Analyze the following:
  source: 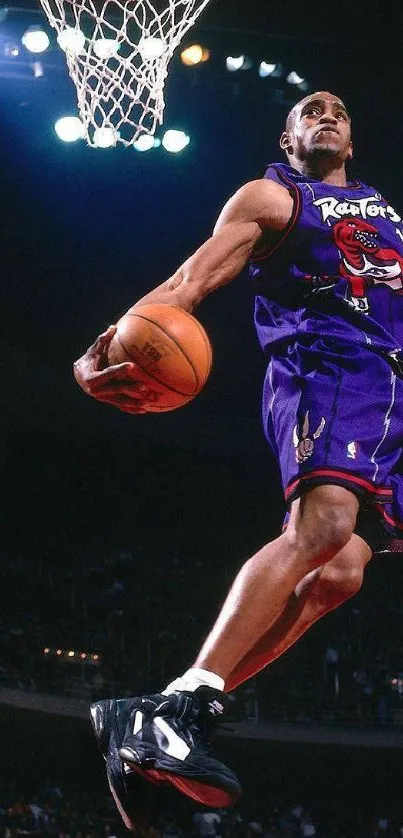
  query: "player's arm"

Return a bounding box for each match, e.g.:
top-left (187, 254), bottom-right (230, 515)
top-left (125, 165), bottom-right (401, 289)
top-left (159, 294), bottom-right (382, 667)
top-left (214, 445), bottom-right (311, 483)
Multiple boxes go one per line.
top-left (134, 178), bottom-right (293, 312)
top-left (73, 179), bottom-right (293, 411)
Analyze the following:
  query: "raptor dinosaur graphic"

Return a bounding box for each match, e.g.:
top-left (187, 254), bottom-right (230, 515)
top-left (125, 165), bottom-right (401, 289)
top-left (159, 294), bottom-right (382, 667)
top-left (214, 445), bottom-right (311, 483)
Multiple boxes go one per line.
top-left (333, 217), bottom-right (403, 313)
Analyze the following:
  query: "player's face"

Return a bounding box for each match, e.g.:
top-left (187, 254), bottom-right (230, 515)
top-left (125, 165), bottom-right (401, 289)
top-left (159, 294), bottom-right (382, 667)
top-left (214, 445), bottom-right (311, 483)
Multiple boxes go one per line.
top-left (281, 92), bottom-right (353, 163)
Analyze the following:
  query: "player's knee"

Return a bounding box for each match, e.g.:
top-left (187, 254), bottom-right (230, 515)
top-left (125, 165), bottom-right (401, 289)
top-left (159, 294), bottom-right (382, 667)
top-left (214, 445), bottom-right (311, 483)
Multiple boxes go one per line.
top-left (287, 487), bottom-right (357, 560)
top-left (298, 505), bottom-right (354, 555)
top-left (318, 507), bottom-right (356, 553)
top-left (318, 561), bottom-right (364, 606)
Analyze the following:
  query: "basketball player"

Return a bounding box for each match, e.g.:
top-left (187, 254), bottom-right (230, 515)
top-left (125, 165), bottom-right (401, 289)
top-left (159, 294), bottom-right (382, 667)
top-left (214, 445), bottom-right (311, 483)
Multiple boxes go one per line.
top-left (75, 92), bottom-right (403, 825)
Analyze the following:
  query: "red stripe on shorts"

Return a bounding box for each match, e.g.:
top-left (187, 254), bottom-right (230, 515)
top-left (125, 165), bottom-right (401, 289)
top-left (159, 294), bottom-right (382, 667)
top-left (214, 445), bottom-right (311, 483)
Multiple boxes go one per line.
top-left (374, 504), bottom-right (403, 531)
top-left (285, 468), bottom-right (393, 501)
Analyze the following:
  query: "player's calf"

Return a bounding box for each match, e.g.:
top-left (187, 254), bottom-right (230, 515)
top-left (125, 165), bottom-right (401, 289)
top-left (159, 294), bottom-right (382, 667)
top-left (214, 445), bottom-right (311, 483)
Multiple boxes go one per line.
top-left (309, 535), bottom-right (371, 611)
top-left (315, 560), bottom-right (363, 607)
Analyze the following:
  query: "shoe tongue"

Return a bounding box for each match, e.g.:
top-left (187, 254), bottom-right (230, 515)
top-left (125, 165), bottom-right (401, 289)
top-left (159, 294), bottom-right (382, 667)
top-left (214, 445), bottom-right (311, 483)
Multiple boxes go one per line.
top-left (192, 686), bottom-right (226, 718)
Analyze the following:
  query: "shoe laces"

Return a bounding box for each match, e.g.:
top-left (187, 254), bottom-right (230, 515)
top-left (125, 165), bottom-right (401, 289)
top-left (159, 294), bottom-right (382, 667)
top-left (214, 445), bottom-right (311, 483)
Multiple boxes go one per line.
top-left (153, 688), bottom-right (227, 753)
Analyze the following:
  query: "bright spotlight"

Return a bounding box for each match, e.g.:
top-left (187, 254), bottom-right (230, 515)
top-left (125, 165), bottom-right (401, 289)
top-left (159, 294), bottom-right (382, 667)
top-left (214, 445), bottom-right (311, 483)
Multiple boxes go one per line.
top-left (162, 129), bottom-right (190, 153)
top-left (139, 37), bottom-right (164, 59)
top-left (226, 55), bottom-right (252, 72)
top-left (259, 61), bottom-right (283, 79)
top-left (258, 61), bottom-right (277, 78)
top-left (180, 44), bottom-right (210, 66)
top-left (4, 43), bottom-right (20, 57)
top-left (93, 126), bottom-right (118, 148)
top-left (33, 61), bottom-right (45, 78)
top-left (93, 38), bottom-right (120, 59)
top-left (133, 134), bottom-right (155, 152)
top-left (22, 26), bottom-right (50, 54)
top-left (287, 70), bottom-right (305, 85)
top-left (57, 27), bottom-right (85, 54)
top-left (54, 116), bottom-right (85, 143)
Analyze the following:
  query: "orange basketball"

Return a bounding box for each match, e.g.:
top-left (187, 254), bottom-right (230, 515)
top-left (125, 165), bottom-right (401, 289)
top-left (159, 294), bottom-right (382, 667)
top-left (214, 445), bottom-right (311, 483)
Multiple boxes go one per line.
top-left (107, 303), bottom-right (213, 412)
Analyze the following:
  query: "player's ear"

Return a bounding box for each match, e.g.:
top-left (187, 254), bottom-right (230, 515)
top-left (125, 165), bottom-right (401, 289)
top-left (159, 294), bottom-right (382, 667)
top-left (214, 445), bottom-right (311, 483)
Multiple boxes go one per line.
top-left (280, 131), bottom-right (293, 154)
top-left (347, 140), bottom-right (353, 160)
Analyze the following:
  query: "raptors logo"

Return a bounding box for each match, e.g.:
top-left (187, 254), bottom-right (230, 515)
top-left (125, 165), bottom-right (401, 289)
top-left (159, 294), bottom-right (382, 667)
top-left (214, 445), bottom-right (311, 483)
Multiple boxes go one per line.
top-left (333, 217), bottom-right (403, 313)
top-left (293, 411), bottom-right (326, 464)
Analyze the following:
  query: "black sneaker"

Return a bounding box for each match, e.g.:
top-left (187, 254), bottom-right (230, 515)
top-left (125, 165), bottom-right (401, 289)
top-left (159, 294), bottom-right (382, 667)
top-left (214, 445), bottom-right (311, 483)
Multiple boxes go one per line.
top-left (119, 686), bottom-right (242, 808)
top-left (90, 697), bottom-right (163, 832)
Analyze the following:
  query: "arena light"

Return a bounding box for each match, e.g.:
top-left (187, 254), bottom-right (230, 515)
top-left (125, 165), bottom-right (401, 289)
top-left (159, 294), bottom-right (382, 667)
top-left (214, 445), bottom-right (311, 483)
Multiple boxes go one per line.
top-left (287, 70), bottom-right (305, 85)
top-left (33, 61), bottom-right (45, 78)
top-left (162, 129), bottom-right (190, 153)
top-left (258, 61), bottom-right (283, 78)
top-left (93, 126), bottom-right (118, 148)
top-left (57, 26), bottom-right (85, 54)
top-left (180, 43), bottom-right (210, 66)
top-left (226, 55), bottom-right (252, 72)
top-left (93, 38), bottom-right (120, 59)
top-left (54, 116), bottom-right (85, 142)
top-left (139, 36), bottom-right (164, 59)
top-left (43, 646), bottom-right (100, 660)
top-left (21, 26), bottom-right (50, 54)
top-left (4, 43), bottom-right (20, 57)
top-left (132, 134), bottom-right (155, 152)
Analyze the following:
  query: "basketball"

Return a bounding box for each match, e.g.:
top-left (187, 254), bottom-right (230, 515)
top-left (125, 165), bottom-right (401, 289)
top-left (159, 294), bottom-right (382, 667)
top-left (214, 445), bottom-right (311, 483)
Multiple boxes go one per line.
top-left (107, 303), bottom-right (213, 412)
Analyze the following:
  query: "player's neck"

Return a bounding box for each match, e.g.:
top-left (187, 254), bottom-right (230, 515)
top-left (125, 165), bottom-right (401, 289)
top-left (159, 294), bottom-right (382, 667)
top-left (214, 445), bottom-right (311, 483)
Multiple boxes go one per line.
top-left (291, 158), bottom-right (348, 186)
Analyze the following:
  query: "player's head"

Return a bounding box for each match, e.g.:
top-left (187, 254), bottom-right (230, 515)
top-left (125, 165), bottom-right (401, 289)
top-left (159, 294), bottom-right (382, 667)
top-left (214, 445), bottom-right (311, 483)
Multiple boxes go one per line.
top-left (280, 91), bottom-right (353, 166)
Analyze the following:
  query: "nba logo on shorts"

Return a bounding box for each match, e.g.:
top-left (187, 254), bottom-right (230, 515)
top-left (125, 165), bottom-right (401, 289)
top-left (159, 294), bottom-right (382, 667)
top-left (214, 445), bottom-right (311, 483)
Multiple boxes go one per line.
top-left (347, 441), bottom-right (357, 459)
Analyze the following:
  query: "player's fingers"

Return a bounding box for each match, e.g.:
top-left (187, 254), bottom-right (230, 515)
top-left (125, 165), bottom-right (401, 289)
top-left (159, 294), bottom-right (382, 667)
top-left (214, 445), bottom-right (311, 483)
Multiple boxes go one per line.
top-left (97, 393), bottom-right (149, 413)
top-left (73, 326), bottom-right (117, 372)
top-left (74, 361), bottom-right (139, 394)
top-left (89, 361), bottom-right (139, 380)
top-left (89, 325), bottom-right (117, 355)
top-left (90, 384), bottom-right (160, 404)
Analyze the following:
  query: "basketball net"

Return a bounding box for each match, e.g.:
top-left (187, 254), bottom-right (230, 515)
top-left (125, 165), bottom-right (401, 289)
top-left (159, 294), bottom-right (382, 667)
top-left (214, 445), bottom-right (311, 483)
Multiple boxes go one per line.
top-left (38, 0), bottom-right (212, 147)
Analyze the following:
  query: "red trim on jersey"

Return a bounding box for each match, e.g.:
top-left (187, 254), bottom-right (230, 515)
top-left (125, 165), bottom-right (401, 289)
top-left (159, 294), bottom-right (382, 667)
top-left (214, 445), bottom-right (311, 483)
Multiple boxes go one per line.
top-left (374, 504), bottom-right (403, 532)
top-left (285, 468), bottom-right (393, 501)
top-left (251, 166), bottom-right (364, 265)
top-left (251, 169), bottom-right (302, 262)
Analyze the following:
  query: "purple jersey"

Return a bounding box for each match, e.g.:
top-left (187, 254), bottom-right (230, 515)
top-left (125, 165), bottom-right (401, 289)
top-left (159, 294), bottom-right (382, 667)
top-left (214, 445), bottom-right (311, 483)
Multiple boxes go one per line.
top-left (250, 163), bottom-right (403, 368)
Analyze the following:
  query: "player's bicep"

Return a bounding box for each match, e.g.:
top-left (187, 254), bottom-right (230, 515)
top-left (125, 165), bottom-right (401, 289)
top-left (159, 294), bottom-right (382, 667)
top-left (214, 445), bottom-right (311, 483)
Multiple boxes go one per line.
top-left (213, 179), bottom-right (293, 238)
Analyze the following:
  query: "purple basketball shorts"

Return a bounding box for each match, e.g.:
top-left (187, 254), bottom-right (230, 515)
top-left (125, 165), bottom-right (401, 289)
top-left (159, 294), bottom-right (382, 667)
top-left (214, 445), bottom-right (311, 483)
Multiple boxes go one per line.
top-left (262, 338), bottom-right (403, 547)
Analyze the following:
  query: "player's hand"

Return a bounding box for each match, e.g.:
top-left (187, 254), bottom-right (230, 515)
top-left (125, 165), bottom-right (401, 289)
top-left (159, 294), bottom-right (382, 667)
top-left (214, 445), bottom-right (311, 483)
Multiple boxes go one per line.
top-left (73, 326), bottom-right (160, 414)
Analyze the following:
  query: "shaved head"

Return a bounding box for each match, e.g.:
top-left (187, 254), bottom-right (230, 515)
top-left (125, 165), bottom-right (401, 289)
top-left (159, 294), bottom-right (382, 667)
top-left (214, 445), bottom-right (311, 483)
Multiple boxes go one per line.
top-left (285, 91), bottom-right (349, 131)
top-left (280, 90), bottom-right (353, 179)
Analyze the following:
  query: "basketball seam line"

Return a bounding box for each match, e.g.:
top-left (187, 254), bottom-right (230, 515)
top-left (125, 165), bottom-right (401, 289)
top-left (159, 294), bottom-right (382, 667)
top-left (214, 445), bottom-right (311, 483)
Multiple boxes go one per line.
top-left (117, 316), bottom-right (199, 396)
top-left (166, 305), bottom-right (213, 385)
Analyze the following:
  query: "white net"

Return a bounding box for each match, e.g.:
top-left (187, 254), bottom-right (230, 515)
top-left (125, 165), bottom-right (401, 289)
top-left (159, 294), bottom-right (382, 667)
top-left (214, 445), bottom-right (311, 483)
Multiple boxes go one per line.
top-left (38, 0), bottom-right (212, 147)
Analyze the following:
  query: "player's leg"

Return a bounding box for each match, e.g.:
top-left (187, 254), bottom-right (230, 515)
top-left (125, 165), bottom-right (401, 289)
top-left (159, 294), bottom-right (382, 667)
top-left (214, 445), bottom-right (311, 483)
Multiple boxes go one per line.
top-left (188, 483), bottom-right (358, 680)
top-left (226, 532), bottom-right (371, 692)
top-left (114, 482), bottom-right (359, 806)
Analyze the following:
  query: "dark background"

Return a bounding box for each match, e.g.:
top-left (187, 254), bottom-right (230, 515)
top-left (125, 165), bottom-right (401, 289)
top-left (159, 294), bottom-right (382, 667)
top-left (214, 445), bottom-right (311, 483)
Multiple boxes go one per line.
top-left (2, 0), bottom-right (403, 820)
top-left (2, 702), bottom-right (403, 821)
top-left (2, 0), bottom-right (403, 559)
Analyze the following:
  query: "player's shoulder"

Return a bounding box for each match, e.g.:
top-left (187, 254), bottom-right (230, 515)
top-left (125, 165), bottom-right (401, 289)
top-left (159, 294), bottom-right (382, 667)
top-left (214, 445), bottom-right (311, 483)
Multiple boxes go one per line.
top-left (235, 177), bottom-right (290, 202)
top-left (234, 178), bottom-right (294, 230)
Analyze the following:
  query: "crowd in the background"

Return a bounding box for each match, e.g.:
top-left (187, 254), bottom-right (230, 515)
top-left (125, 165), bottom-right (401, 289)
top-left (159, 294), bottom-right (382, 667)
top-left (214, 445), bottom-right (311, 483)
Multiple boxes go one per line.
top-left (2, 546), bottom-right (403, 728)
top-left (1, 779), bottom-right (403, 838)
